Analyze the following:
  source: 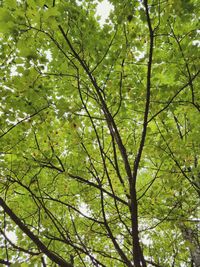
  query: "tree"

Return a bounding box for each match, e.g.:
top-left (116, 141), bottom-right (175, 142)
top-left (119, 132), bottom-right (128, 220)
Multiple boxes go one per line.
top-left (0, 0), bottom-right (199, 266)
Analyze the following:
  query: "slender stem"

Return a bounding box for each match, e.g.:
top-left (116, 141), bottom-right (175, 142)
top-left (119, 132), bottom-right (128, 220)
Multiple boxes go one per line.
top-left (0, 198), bottom-right (72, 267)
top-left (130, 0), bottom-right (154, 266)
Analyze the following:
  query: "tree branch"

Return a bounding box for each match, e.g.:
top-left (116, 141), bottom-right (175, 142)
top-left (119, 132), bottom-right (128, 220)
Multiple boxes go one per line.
top-left (0, 198), bottom-right (73, 267)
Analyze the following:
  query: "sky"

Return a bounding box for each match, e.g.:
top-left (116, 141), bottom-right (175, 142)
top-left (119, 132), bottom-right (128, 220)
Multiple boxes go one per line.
top-left (96, 0), bottom-right (113, 25)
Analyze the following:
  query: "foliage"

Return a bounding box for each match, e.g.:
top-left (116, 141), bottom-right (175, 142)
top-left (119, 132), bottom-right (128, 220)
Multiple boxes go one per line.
top-left (0, 0), bottom-right (199, 266)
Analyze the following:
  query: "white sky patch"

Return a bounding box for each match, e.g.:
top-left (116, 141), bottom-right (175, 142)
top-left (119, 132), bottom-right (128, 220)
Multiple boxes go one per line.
top-left (192, 40), bottom-right (200, 47)
top-left (96, 0), bottom-right (113, 26)
top-left (10, 65), bottom-right (18, 76)
top-left (5, 230), bottom-right (17, 243)
top-left (79, 202), bottom-right (92, 217)
top-left (45, 49), bottom-right (52, 61)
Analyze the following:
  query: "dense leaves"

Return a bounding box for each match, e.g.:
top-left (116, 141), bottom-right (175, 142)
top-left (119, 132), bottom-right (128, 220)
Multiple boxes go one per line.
top-left (0, 0), bottom-right (199, 266)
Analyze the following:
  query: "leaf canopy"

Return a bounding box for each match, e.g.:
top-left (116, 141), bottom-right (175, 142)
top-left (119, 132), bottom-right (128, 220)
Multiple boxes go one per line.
top-left (0, 0), bottom-right (199, 266)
